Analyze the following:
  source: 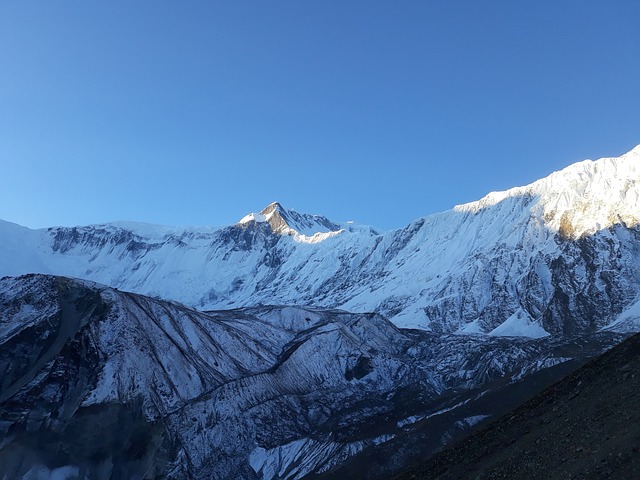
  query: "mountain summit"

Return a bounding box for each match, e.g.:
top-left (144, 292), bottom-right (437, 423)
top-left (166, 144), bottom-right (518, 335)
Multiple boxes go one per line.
top-left (238, 201), bottom-right (342, 237)
top-left (455, 144), bottom-right (640, 239)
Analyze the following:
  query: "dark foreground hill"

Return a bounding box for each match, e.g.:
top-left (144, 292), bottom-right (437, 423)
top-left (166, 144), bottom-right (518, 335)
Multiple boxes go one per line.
top-left (396, 332), bottom-right (640, 480)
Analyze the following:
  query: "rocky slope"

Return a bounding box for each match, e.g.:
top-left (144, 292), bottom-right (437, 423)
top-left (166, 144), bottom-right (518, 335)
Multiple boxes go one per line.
top-left (395, 332), bottom-right (640, 480)
top-left (2, 146), bottom-right (640, 337)
top-left (0, 274), bottom-right (625, 479)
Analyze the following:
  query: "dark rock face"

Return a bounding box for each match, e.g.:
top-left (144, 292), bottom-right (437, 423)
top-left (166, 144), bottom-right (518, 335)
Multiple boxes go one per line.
top-left (0, 275), bottom-right (628, 479)
top-left (258, 202), bottom-right (341, 235)
top-left (540, 226), bottom-right (640, 335)
top-left (395, 332), bottom-right (640, 480)
top-left (345, 355), bottom-right (374, 381)
top-left (0, 276), bottom-right (104, 403)
top-left (0, 276), bottom-right (170, 479)
top-left (422, 220), bottom-right (640, 336)
top-left (0, 402), bottom-right (170, 480)
top-left (50, 226), bottom-right (159, 257)
top-left (221, 222), bottom-right (281, 253)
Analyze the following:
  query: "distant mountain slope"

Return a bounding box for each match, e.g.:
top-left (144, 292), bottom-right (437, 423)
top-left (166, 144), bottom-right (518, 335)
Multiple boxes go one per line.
top-left (395, 331), bottom-right (640, 480)
top-left (0, 275), bottom-right (625, 480)
top-left (1, 146), bottom-right (640, 336)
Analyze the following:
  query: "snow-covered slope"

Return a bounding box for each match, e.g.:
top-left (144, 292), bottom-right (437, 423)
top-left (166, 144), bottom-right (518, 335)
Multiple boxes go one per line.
top-left (2, 146), bottom-right (640, 337)
top-left (0, 275), bottom-right (623, 479)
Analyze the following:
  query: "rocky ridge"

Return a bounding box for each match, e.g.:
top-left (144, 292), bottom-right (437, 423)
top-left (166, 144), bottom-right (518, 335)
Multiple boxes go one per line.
top-left (0, 274), bottom-right (626, 479)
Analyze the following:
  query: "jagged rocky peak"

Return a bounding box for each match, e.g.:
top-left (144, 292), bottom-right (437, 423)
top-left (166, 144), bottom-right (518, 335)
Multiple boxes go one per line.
top-left (238, 201), bottom-right (342, 237)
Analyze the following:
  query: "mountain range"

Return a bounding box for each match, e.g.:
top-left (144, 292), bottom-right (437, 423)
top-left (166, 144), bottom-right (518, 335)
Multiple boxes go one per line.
top-left (3, 145), bottom-right (640, 337)
top-left (1, 145), bottom-right (640, 479)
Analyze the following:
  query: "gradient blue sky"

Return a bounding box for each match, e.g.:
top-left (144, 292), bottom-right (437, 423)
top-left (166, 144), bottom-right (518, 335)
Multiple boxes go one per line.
top-left (2, 1), bottom-right (639, 231)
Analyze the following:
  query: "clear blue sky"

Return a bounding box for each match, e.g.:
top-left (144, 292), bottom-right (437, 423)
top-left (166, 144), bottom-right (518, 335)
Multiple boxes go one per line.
top-left (1, 1), bottom-right (639, 230)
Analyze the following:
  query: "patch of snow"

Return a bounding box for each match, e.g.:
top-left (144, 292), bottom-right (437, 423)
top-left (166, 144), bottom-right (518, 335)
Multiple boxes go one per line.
top-left (397, 415), bottom-right (425, 428)
top-left (293, 229), bottom-right (344, 244)
top-left (455, 414), bottom-right (490, 428)
top-left (421, 398), bottom-right (472, 421)
top-left (21, 464), bottom-right (80, 480)
top-left (512, 356), bottom-right (572, 381)
top-left (457, 319), bottom-right (484, 335)
top-left (238, 213), bottom-right (267, 225)
top-left (489, 311), bottom-right (549, 338)
top-left (0, 220), bottom-right (50, 276)
top-left (602, 296), bottom-right (640, 333)
top-left (391, 307), bottom-right (431, 331)
top-left (249, 438), bottom-right (333, 480)
top-left (249, 432), bottom-right (396, 480)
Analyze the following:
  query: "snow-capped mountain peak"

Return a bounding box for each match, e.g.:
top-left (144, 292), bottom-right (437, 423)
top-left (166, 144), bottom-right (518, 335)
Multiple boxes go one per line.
top-left (238, 201), bottom-right (343, 240)
top-left (454, 144), bottom-right (640, 239)
top-left (622, 143), bottom-right (640, 157)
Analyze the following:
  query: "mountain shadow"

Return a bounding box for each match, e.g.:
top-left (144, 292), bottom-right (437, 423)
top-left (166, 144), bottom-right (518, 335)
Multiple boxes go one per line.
top-left (394, 332), bottom-right (640, 480)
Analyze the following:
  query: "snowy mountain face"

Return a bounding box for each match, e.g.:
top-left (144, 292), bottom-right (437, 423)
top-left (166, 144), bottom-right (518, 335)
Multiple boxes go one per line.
top-left (2, 148), bottom-right (640, 339)
top-left (3, 146), bottom-right (640, 478)
top-left (0, 275), bottom-right (624, 480)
